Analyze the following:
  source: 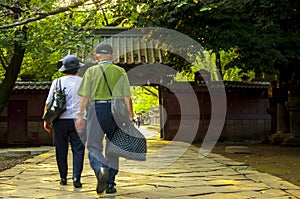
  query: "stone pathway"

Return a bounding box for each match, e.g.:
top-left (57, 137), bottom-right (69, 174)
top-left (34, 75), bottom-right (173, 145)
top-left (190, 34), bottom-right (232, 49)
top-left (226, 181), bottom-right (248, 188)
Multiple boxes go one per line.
top-left (0, 126), bottom-right (299, 198)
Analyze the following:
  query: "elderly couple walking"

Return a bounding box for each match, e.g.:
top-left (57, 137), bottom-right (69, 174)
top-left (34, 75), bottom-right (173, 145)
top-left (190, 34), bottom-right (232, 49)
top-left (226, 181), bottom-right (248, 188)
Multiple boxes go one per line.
top-left (43, 43), bottom-right (133, 194)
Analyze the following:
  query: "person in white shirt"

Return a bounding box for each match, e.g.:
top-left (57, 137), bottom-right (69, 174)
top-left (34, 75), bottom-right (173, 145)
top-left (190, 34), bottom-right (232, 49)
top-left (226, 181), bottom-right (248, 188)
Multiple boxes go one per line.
top-left (43, 55), bottom-right (85, 188)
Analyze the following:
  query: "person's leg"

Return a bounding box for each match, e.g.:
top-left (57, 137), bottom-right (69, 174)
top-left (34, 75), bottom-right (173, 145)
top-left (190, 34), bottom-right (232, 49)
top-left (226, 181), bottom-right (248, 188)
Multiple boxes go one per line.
top-left (69, 119), bottom-right (85, 187)
top-left (86, 103), bottom-right (106, 175)
top-left (100, 103), bottom-right (119, 193)
top-left (105, 141), bottom-right (119, 184)
top-left (53, 119), bottom-right (69, 184)
top-left (86, 102), bottom-right (108, 193)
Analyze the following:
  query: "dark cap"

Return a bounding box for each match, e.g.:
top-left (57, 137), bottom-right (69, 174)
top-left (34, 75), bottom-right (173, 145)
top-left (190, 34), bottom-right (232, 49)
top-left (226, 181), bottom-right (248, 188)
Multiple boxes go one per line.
top-left (95, 43), bottom-right (113, 54)
top-left (59, 55), bottom-right (84, 72)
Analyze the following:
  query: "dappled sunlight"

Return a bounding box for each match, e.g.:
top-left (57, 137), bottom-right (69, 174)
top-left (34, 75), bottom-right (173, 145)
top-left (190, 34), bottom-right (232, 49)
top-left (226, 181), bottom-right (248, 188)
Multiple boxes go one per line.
top-left (38, 153), bottom-right (54, 158)
top-left (213, 179), bottom-right (238, 185)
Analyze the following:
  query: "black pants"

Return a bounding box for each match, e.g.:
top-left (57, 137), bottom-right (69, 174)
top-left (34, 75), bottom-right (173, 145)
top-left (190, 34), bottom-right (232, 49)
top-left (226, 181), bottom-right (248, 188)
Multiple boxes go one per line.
top-left (53, 119), bottom-right (85, 180)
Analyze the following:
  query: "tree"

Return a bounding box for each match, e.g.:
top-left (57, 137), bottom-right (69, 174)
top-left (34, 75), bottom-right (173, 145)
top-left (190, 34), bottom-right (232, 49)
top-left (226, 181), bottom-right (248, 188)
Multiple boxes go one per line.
top-left (0, 0), bottom-right (138, 114)
top-left (1, 0), bottom-right (299, 116)
top-left (131, 86), bottom-right (159, 114)
top-left (135, 0), bottom-right (300, 143)
top-left (135, 0), bottom-right (300, 77)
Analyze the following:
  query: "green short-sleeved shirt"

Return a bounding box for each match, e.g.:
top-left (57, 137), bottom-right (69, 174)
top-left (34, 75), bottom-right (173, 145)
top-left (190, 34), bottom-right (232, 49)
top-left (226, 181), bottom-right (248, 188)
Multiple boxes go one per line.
top-left (78, 62), bottom-right (131, 100)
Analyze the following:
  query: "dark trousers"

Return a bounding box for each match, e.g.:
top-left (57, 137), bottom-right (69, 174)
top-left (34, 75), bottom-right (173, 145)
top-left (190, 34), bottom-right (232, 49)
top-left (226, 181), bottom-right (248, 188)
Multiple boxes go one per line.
top-left (53, 119), bottom-right (85, 180)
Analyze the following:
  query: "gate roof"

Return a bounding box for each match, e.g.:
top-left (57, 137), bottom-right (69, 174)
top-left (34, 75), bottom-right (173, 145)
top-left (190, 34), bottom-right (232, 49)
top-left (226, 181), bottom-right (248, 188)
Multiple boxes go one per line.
top-left (70, 27), bottom-right (166, 71)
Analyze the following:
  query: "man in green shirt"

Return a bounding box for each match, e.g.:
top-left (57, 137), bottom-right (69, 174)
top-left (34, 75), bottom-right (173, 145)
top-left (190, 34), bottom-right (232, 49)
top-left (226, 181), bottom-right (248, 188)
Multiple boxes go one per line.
top-left (75, 43), bottom-right (133, 194)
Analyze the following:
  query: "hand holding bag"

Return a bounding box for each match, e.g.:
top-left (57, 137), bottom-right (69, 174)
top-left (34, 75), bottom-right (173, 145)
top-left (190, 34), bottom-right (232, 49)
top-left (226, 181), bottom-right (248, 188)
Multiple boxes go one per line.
top-left (42, 78), bottom-right (66, 124)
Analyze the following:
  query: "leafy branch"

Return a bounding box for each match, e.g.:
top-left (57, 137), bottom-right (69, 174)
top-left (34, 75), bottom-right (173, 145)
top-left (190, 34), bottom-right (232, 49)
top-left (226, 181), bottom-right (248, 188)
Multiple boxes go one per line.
top-left (142, 86), bottom-right (159, 98)
top-left (0, 3), bottom-right (25, 14)
top-left (0, 0), bottom-right (105, 29)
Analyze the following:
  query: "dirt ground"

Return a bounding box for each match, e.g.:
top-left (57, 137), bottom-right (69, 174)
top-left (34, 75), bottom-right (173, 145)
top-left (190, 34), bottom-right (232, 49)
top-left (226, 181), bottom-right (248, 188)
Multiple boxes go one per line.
top-left (211, 143), bottom-right (300, 187)
top-left (0, 155), bottom-right (33, 172)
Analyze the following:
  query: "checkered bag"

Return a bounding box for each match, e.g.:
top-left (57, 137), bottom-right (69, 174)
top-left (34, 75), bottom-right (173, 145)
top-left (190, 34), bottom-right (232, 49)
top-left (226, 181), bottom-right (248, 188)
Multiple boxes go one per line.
top-left (106, 123), bottom-right (147, 161)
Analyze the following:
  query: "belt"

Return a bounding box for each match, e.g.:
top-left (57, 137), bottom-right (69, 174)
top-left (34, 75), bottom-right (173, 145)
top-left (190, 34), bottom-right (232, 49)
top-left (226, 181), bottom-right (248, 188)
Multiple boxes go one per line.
top-left (95, 100), bottom-right (111, 103)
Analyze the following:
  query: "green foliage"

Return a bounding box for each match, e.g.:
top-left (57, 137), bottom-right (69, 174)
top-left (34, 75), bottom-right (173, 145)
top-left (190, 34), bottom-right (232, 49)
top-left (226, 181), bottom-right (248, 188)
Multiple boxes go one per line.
top-left (136, 0), bottom-right (300, 76)
top-left (174, 71), bottom-right (193, 82)
top-left (0, 67), bottom-right (5, 82)
top-left (218, 49), bottom-right (253, 81)
top-left (18, 12), bottom-right (95, 81)
top-left (1, 0), bottom-right (299, 82)
top-left (52, 71), bottom-right (64, 80)
top-left (131, 86), bottom-right (159, 114)
top-left (223, 67), bottom-right (255, 81)
top-left (192, 51), bottom-right (220, 81)
top-left (0, 0), bottom-right (138, 81)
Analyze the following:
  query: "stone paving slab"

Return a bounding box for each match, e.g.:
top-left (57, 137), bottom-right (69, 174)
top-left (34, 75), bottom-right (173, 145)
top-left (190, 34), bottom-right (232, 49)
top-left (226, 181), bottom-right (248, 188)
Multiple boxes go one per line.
top-left (0, 146), bottom-right (52, 157)
top-left (0, 127), bottom-right (299, 198)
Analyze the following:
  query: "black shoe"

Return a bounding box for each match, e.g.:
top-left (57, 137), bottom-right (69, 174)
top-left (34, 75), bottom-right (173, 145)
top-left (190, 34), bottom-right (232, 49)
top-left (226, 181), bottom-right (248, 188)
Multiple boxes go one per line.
top-left (73, 178), bottom-right (82, 188)
top-left (60, 178), bottom-right (67, 185)
top-left (96, 167), bottom-right (109, 193)
top-left (106, 183), bottom-right (117, 194)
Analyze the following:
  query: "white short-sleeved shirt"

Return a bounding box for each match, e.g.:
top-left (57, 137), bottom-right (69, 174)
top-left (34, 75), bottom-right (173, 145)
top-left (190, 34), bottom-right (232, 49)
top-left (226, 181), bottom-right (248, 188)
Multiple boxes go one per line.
top-left (46, 75), bottom-right (83, 119)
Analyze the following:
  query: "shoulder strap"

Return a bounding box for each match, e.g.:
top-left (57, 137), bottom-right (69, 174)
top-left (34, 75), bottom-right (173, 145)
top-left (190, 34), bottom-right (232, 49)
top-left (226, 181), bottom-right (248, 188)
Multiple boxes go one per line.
top-left (99, 65), bottom-right (113, 96)
top-left (55, 78), bottom-right (62, 90)
top-left (55, 78), bottom-right (66, 92)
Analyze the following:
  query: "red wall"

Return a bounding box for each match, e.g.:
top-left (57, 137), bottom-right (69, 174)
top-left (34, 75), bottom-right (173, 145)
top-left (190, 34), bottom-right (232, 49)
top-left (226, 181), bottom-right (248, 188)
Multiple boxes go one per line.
top-left (0, 90), bottom-right (53, 145)
top-left (162, 84), bottom-right (271, 143)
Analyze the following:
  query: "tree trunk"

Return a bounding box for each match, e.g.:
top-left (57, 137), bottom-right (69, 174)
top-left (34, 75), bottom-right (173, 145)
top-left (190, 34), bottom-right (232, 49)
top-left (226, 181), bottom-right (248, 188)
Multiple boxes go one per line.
top-left (215, 52), bottom-right (222, 80)
top-left (0, 29), bottom-right (26, 114)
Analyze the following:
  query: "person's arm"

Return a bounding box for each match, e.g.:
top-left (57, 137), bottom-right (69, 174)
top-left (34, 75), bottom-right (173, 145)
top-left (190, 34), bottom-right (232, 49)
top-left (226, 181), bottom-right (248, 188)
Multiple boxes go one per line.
top-left (121, 71), bottom-right (133, 121)
top-left (75, 96), bottom-right (90, 133)
top-left (43, 80), bottom-right (56, 133)
top-left (43, 104), bottom-right (52, 133)
top-left (124, 96), bottom-right (134, 121)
